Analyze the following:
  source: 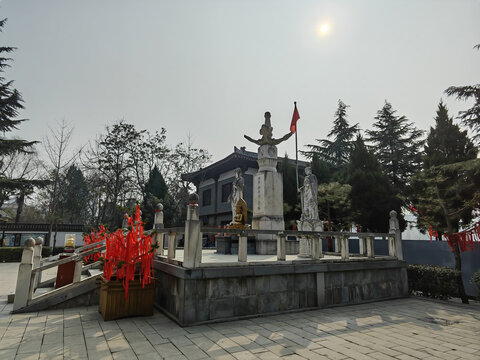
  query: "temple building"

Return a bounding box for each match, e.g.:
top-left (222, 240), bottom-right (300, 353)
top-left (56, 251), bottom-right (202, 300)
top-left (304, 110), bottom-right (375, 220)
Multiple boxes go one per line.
top-left (181, 146), bottom-right (308, 227)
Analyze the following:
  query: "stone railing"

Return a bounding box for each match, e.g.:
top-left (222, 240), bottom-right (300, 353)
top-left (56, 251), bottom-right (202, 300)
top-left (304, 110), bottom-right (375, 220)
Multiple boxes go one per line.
top-left (13, 237), bottom-right (105, 311)
top-left (155, 204), bottom-right (403, 269)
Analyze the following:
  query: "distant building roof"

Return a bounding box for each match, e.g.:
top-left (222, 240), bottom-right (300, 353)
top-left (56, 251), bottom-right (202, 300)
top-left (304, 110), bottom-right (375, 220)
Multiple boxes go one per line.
top-left (181, 146), bottom-right (309, 185)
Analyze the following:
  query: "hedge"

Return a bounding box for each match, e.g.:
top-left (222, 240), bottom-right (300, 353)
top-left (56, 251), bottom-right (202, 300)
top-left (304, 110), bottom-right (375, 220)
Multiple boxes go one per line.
top-left (408, 264), bottom-right (460, 299)
top-left (0, 246), bottom-right (66, 262)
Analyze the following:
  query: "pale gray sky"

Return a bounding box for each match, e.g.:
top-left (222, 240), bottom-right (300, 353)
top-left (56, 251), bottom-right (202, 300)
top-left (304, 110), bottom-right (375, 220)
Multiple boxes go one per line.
top-left (2, 0), bottom-right (480, 163)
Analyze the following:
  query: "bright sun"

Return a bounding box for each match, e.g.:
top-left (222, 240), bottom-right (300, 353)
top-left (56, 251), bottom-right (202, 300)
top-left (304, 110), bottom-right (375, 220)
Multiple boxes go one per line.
top-left (317, 23), bottom-right (330, 37)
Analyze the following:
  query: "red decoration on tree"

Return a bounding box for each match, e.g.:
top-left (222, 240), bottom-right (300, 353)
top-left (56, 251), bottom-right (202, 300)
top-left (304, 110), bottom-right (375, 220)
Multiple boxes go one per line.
top-left (444, 222), bottom-right (480, 253)
top-left (85, 205), bottom-right (156, 300)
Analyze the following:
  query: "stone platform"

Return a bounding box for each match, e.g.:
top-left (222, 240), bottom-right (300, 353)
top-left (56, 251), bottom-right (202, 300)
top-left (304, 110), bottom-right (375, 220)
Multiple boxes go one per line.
top-left (153, 251), bottom-right (408, 327)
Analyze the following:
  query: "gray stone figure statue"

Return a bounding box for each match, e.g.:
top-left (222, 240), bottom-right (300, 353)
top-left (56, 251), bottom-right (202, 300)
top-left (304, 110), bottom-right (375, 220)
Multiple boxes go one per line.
top-left (228, 168), bottom-right (245, 222)
top-left (299, 167), bottom-right (319, 221)
top-left (244, 112), bottom-right (293, 147)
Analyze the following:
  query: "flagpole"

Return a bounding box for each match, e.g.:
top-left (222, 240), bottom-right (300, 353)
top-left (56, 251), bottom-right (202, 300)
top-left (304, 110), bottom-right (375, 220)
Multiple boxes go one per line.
top-left (295, 130), bottom-right (299, 191)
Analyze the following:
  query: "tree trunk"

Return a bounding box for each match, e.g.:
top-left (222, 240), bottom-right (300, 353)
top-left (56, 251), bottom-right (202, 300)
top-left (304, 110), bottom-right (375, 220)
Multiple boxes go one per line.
top-left (15, 192), bottom-right (25, 223)
top-left (436, 184), bottom-right (468, 304)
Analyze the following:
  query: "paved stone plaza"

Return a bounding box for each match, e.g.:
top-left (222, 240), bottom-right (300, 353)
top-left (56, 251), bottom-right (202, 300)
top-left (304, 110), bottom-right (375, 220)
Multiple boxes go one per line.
top-left (1, 263), bottom-right (479, 360)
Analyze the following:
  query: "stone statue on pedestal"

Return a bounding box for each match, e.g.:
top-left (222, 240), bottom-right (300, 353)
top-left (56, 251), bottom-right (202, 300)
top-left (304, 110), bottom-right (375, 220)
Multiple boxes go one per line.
top-left (244, 112), bottom-right (293, 147)
top-left (228, 168), bottom-right (245, 226)
top-left (243, 111), bottom-right (293, 254)
top-left (297, 167), bottom-right (323, 258)
top-left (299, 167), bottom-right (319, 221)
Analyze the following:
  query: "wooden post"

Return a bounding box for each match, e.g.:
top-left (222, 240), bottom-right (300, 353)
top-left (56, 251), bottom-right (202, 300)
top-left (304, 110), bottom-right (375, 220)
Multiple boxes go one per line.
top-left (13, 238), bottom-right (35, 311)
top-left (366, 236), bottom-right (374, 258)
top-left (154, 203), bottom-right (164, 256)
top-left (276, 233), bottom-right (286, 261)
top-left (340, 236), bottom-right (349, 260)
top-left (73, 258), bottom-right (83, 283)
top-left (238, 235), bottom-right (247, 262)
top-left (33, 237), bottom-right (43, 290)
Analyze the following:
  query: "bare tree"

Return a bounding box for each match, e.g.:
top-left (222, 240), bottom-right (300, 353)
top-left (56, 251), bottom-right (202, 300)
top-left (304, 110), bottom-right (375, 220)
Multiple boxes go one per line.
top-left (42, 119), bottom-right (78, 247)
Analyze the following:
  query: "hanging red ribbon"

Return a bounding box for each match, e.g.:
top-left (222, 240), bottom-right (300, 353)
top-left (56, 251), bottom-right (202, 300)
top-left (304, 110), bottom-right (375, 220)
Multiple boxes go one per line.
top-left (85, 205), bottom-right (155, 300)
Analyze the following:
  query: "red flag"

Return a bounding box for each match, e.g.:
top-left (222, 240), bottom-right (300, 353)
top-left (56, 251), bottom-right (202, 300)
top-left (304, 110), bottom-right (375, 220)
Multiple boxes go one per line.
top-left (290, 101), bottom-right (300, 133)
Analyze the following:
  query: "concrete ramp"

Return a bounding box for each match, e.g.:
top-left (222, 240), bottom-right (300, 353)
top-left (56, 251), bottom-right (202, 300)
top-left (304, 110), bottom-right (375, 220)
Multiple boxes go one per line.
top-left (12, 273), bottom-right (102, 314)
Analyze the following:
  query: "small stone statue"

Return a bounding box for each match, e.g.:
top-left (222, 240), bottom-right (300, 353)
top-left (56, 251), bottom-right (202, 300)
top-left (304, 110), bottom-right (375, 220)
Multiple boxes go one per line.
top-left (299, 167), bottom-right (319, 221)
top-left (244, 112), bottom-right (293, 147)
top-left (228, 168), bottom-right (244, 222)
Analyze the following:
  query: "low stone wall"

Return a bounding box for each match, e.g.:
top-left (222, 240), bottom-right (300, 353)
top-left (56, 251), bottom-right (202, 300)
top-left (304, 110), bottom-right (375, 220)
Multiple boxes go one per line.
top-left (153, 259), bottom-right (408, 326)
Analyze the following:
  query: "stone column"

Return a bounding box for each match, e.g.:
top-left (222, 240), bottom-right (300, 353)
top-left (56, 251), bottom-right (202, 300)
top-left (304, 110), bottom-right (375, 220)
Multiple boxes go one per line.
top-left (252, 146), bottom-right (285, 254)
top-left (184, 203), bottom-right (202, 269)
top-left (13, 238), bottom-right (35, 311)
top-left (238, 235), bottom-right (247, 262)
top-left (340, 236), bottom-right (349, 260)
top-left (276, 233), bottom-right (286, 261)
top-left (358, 236), bottom-right (366, 256)
top-left (154, 203), bottom-right (164, 256)
top-left (366, 236), bottom-right (374, 258)
top-left (167, 233), bottom-right (176, 260)
top-left (297, 220), bottom-right (323, 258)
top-left (33, 237), bottom-right (43, 289)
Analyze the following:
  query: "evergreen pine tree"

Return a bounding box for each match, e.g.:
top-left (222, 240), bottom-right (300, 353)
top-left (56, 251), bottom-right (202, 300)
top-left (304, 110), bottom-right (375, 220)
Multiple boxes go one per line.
top-left (303, 100), bottom-right (358, 168)
top-left (310, 153), bottom-right (332, 184)
top-left (444, 44), bottom-right (480, 143)
top-left (411, 101), bottom-right (479, 303)
top-left (348, 136), bottom-right (403, 232)
top-left (424, 101), bottom-right (477, 167)
top-left (367, 101), bottom-right (424, 194)
top-left (56, 165), bottom-right (89, 224)
top-left (142, 166), bottom-right (169, 228)
top-left (0, 18), bottom-right (38, 208)
top-left (280, 155), bottom-right (299, 227)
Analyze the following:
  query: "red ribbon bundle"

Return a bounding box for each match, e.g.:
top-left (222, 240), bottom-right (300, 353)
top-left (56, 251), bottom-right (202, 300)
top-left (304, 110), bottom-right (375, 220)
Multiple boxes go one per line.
top-left (444, 222), bottom-right (480, 253)
top-left (83, 226), bottom-right (107, 263)
top-left (86, 205), bottom-right (155, 300)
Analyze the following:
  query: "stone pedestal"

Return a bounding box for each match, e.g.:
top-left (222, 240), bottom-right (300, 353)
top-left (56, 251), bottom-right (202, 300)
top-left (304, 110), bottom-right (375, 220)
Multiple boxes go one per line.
top-left (296, 220), bottom-right (323, 258)
top-left (252, 150), bottom-right (285, 254)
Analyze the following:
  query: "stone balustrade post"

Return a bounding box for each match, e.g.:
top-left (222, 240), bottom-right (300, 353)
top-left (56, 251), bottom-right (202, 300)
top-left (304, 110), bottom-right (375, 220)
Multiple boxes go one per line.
top-left (311, 236), bottom-right (322, 259)
top-left (276, 233), bottom-right (286, 261)
top-left (13, 238), bottom-right (35, 311)
top-left (167, 232), bottom-right (177, 260)
top-left (340, 236), bottom-right (349, 260)
top-left (334, 237), bottom-right (340, 253)
top-left (366, 236), bottom-right (374, 258)
top-left (33, 237), bottom-right (43, 289)
top-left (183, 200), bottom-right (202, 268)
top-left (154, 203), bottom-right (165, 256)
top-left (358, 236), bottom-right (366, 256)
top-left (389, 210), bottom-right (403, 260)
top-left (238, 235), bottom-right (247, 262)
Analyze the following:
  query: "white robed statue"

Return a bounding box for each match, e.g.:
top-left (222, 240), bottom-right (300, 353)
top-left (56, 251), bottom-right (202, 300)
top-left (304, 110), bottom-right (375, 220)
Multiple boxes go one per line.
top-left (228, 168), bottom-right (245, 222)
top-left (299, 167), bottom-right (319, 221)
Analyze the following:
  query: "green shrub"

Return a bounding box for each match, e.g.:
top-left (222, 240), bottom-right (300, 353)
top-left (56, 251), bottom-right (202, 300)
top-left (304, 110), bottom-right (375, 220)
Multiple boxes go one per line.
top-left (408, 264), bottom-right (460, 299)
top-left (51, 246), bottom-right (65, 255)
top-left (0, 246), bottom-right (66, 262)
top-left (41, 247), bottom-right (52, 257)
top-left (0, 247), bottom-right (24, 262)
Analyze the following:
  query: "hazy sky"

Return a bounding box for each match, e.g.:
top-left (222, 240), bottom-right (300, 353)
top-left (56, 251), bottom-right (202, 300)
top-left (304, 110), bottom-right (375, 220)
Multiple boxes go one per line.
top-left (2, 0), bottom-right (480, 163)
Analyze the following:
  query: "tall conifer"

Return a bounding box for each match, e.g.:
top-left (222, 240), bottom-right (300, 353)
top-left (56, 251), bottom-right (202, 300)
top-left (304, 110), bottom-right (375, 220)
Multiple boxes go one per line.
top-left (303, 100), bottom-right (358, 168)
top-left (367, 101), bottom-right (424, 193)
